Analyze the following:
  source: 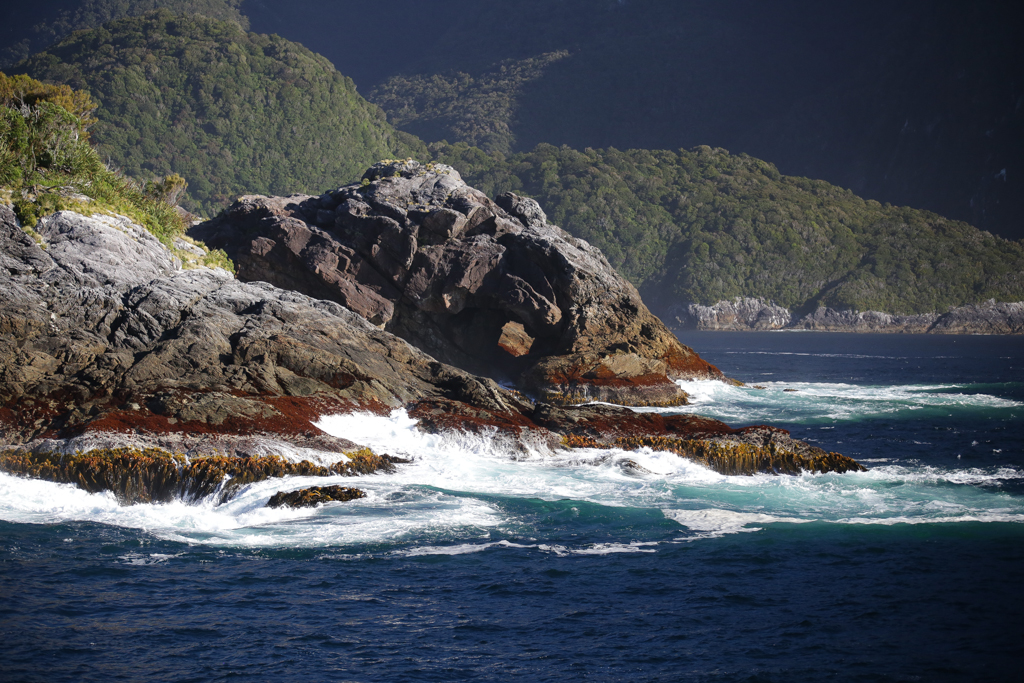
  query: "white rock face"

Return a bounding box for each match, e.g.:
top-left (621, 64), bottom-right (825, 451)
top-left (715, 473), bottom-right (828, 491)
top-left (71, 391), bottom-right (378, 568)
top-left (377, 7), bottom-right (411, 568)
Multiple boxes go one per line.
top-left (668, 296), bottom-right (1024, 334)
top-left (671, 297), bottom-right (791, 330)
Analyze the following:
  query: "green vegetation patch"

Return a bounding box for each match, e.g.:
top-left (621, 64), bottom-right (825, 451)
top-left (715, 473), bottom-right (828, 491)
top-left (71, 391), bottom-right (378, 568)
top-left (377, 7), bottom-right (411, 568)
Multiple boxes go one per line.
top-left (369, 51), bottom-right (569, 157)
top-left (1, 0), bottom-right (250, 68)
top-left (1, 71), bottom-right (186, 245)
top-left (16, 10), bottom-right (426, 217)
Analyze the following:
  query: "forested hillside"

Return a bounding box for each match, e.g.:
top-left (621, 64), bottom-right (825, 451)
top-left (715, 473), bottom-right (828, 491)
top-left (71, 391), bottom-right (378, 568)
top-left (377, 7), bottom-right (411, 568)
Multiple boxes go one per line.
top-left (238, 0), bottom-right (1024, 243)
top-left (368, 51), bottom-right (568, 157)
top-left (8, 7), bottom-right (1023, 318)
top-left (0, 72), bottom-right (197, 252)
top-left (15, 10), bottom-right (424, 215)
top-left (433, 142), bottom-right (1024, 315)
top-left (0, 0), bottom-right (248, 67)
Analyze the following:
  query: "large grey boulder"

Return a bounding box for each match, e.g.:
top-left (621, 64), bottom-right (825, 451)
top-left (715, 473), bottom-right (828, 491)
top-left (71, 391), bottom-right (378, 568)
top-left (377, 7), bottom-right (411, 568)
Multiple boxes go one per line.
top-left (193, 160), bottom-right (723, 406)
top-left (0, 204), bottom-right (528, 453)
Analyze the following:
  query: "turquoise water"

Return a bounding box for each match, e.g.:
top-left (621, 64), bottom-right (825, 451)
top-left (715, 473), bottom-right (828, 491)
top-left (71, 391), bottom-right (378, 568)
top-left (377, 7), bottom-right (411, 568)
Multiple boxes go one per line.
top-left (1, 333), bottom-right (1022, 681)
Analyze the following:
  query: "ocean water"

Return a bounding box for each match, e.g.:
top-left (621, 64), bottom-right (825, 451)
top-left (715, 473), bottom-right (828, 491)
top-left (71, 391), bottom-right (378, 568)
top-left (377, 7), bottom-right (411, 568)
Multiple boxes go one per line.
top-left (2, 333), bottom-right (1022, 682)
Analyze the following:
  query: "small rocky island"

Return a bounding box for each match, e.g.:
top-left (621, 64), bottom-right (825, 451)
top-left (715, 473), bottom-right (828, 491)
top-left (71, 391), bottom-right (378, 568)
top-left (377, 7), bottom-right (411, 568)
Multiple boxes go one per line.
top-left (0, 161), bottom-right (864, 505)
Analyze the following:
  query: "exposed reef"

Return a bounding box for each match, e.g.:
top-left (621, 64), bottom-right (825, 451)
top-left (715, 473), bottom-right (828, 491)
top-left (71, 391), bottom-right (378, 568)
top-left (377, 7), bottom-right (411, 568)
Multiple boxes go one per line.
top-left (532, 404), bottom-right (865, 475)
top-left (193, 160), bottom-right (721, 407)
top-left (0, 447), bottom-right (393, 505)
top-left (672, 297), bottom-right (1024, 334)
top-left (267, 485), bottom-right (366, 508)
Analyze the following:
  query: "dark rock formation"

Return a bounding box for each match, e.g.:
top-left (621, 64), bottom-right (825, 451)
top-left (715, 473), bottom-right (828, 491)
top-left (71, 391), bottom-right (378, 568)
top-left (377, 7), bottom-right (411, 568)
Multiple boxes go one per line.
top-left (267, 484), bottom-right (366, 508)
top-left (0, 204), bottom-right (529, 454)
top-left (193, 160), bottom-right (722, 406)
top-left (0, 447), bottom-right (393, 505)
top-left (669, 297), bottom-right (1024, 334)
top-left (531, 403), bottom-right (865, 475)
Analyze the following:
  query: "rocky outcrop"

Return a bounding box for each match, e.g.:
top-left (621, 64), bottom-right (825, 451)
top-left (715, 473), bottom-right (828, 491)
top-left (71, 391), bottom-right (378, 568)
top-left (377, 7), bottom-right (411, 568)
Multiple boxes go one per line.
top-left (193, 160), bottom-right (722, 406)
top-left (927, 301), bottom-right (1024, 335)
top-left (531, 403), bottom-right (865, 475)
top-left (796, 307), bottom-right (937, 332)
top-left (0, 447), bottom-right (394, 505)
top-left (0, 204), bottom-right (532, 453)
top-left (266, 485), bottom-right (366, 508)
top-left (0, 200), bottom-right (864, 494)
top-left (669, 297), bottom-right (1024, 334)
top-left (672, 297), bottom-right (792, 331)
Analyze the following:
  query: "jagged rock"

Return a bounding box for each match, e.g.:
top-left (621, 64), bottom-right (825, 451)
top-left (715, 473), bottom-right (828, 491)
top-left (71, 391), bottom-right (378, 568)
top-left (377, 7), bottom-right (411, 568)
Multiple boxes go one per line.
top-left (797, 307), bottom-right (936, 332)
top-left (193, 160), bottom-right (722, 406)
top-left (266, 484), bottom-right (366, 508)
top-left (929, 300), bottom-right (1024, 334)
top-left (0, 204), bottom-right (529, 452)
top-left (0, 447), bottom-right (392, 505)
top-left (495, 191), bottom-right (547, 227)
top-left (0, 201), bottom-right (865, 486)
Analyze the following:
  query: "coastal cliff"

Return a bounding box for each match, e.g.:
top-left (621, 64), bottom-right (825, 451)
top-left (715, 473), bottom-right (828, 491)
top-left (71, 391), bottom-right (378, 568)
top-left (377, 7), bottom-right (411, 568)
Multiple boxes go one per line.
top-left (672, 297), bottom-right (1024, 334)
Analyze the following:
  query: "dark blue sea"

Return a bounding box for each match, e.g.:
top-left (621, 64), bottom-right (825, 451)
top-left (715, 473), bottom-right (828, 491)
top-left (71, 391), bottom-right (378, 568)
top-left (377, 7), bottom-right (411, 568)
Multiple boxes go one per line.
top-left (2, 333), bottom-right (1023, 682)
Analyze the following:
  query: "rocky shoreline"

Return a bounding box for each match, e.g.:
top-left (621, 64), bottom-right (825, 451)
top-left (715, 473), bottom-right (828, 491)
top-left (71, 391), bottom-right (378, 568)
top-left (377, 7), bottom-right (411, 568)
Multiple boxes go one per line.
top-left (670, 297), bottom-right (1024, 334)
top-left (0, 162), bottom-right (866, 505)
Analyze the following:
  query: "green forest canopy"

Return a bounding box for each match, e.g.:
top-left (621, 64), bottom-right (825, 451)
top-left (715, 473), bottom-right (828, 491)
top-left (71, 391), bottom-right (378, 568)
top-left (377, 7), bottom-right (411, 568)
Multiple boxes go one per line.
top-left (16, 10), bottom-right (425, 216)
top-left (433, 142), bottom-right (1024, 315)
top-left (0, 0), bottom-right (249, 67)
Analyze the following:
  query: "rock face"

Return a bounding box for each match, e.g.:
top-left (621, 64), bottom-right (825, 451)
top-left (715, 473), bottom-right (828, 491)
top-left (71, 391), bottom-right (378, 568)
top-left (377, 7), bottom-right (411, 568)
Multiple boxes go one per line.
top-left (0, 447), bottom-right (393, 505)
top-left (0, 204), bottom-right (529, 454)
top-left (669, 297), bottom-right (1024, 334)
top-left (673, 297), bottom-right (792, 331)
top-left (193, 160), bottom-right (722, 406)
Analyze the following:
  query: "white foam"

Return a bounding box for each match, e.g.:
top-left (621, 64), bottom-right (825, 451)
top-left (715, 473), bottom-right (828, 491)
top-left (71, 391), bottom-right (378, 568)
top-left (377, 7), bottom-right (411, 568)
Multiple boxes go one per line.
top-left (2, 406), bottom-right (1022, 548)
top-left (664, 508), bottom-right (811, 535)
top-left (664, 378), bottom-right (1022, 424)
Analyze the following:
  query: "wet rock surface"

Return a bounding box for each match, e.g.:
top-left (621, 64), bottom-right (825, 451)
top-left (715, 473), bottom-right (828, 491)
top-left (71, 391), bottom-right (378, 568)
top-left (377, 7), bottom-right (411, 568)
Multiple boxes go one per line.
top-left (533, 403), bottom-right (865, 475)
top-left (266, 484), bottom-right (366, 508)
top-left (193, 160), bottom-right (722, 406)
top-left (0, 447), bottom-right (394, 505)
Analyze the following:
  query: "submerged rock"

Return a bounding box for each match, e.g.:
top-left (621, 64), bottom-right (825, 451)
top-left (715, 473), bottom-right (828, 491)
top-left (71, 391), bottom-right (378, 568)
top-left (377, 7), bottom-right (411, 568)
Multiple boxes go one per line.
top-left (193, 160), bottom-right (722, 406)
top-left (266, 484), bottom-right (366, 508)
